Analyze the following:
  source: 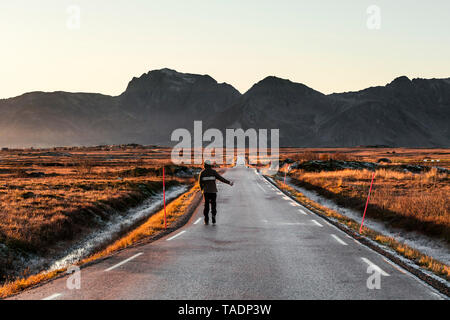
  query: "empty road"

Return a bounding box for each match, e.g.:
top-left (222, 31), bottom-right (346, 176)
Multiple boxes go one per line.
top-left (11, 167), bottom-right (444, 300)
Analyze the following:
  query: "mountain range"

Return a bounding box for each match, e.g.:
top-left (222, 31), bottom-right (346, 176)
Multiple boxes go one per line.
top-left (1, 68), bottom-right (449, 148)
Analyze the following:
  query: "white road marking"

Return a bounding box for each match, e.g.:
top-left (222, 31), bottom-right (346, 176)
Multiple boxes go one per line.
top-left (193, 218), bottom-right (202, 225)
top-left (262, 219), bottom-right (268, 223)
top-left (431, 292), bottom-right (444, 300)
top-left (290, 201), bottom-right (300, 207)
top-left (323, 220), bottom-right (333, 227)
top-left (104, 253), bottom-right (143, 272)
top-left (42, 293), bottom-right (62, 300)
top-left (256, 182), bottom-right (266, 193)
top-left (276, 222), bottom-right (306, 226)
top-left (167, 230), bottom-right (187, 241)
top-left (311, 220), bottom-right (323, 227)
top-left (361, 257), bottom-right (390, 276)
top-left (382, 257), bottom-right (406, 274)
top-left (282, 196), bottom-right (291, 200)
top-left (298, 209), bottom-right (308, 215)
top-left (331, 234), bottom-right (348, 246)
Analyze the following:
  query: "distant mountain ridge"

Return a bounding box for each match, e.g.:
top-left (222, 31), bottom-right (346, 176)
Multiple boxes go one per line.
top-left (0, 69), bottom-right (449, 148)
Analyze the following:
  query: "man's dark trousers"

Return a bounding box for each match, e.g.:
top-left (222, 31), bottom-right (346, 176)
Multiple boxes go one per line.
top-left (203, 193), bottom-right (217, 221)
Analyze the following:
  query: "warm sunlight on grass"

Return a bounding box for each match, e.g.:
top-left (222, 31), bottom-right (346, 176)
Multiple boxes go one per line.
top-left (273, 179), bottom-right (450, 281)
top-left (288, 167), bottom-right (449, 242)
top-left (0, 146), bottom-right (198, 282)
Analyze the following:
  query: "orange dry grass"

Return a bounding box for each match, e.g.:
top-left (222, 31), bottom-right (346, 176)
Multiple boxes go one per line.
top-left (278, 147), bottom-right (450, 169)
top-left (0, 147), bottom-right (198, 286)
top-left (289, 168), bottom-right (450, 241)
top-left (0, 269), bottom-right (65, 299)
top-left (0, 173), bottom-right (179, 252)
top-left (83, 184), bottom-right (200, 262)
top-left (274, 180), bottom-right (450, 281)
top-left (0, 184), bottom-right (200, 299)
top-left (0, 146), bottom-right (196, 251)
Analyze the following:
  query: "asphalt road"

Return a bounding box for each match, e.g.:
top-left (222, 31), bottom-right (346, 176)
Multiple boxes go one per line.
top-left (10, 167), bottom-right (444, 300)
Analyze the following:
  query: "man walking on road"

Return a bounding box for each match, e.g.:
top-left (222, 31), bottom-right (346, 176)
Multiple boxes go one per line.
top-left (198, 160), bottom-right (233, 225)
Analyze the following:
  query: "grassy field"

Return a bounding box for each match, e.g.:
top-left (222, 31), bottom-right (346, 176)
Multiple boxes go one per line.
top-left (277, 148), bottom-right (450, 243)
top-left (1, 145), bottom-right (448, 294)
top-left (279, 147), bottom-right (450, 169)
top-left (0, 145), bottom-right (198, 282)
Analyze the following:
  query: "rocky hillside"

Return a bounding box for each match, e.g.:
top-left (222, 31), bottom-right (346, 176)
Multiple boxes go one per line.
top-left (209, 76), bottom-right (450, 147)
top-left (0, 69), bottom-right (448, 148)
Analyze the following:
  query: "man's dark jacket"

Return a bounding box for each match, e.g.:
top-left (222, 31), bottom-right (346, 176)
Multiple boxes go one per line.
top-left (198, 167), bottom-right (231, 193)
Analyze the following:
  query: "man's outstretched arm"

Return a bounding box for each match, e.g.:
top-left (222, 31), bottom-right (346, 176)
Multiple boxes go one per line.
top-left (214, 171), bottom-right (233, 186)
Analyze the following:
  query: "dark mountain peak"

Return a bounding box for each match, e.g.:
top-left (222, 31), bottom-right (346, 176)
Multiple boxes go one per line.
top-left (124, 68), bottom-right (241, 97)
top-left (392, 75), bottom-right (411, 83)
top-left (246, 76), bottom-right (322, 97)
top-left (251, 76), bottom-right (299, 90)
top-left (1, 69), bottom-right (449, 148)
top-left (388, 76), bottom-right (412, 89)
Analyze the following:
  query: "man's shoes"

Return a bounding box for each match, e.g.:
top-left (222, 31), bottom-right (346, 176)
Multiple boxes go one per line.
top-left (212, 216), bottom-right (216, 225)
top-left (204, 218), bottom-right (209, 225)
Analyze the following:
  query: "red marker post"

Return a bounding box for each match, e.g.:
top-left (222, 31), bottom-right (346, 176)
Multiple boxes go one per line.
top-left (359, 171), bottom-right (376, 234)
top-left (163, 166), bottom-right (167, 229)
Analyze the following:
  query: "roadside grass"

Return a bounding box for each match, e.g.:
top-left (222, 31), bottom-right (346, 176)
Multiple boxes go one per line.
top-left (0, 146), bottom-right (201, 289)
top-left (272, 178), bottom-right (449, 282)
top-left (0, 184), bottom-right (200, 299)
top-left (82, 185), bottom-right (200, 263)
top-left (287, 168), bottom-right (450, 243)
top-left (278, 148), bottom-right (450, 169)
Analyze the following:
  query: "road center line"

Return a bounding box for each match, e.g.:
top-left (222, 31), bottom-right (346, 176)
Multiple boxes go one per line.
top-left (361, 257), bottom-right (390, 276)
top-left (104, 253), bottom-right (143, 272)
top-left (331, 234), bottom-right (348, 246)
top-left (42, 293), bottom-right (62, 300)
top-left (311, 220), bottom-right (323, 227)
top-left (167, 230), bottom-right (187, 241)
top-left (193, 218), bottom-right (202, 225)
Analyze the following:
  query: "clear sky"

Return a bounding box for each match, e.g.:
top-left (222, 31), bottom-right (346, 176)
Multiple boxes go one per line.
top-left (1, 0), bottom-right (449, 98)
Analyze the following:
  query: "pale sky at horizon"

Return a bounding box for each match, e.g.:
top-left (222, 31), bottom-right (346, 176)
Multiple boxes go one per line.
top-left (1, 0), bottom-right (450, 99)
